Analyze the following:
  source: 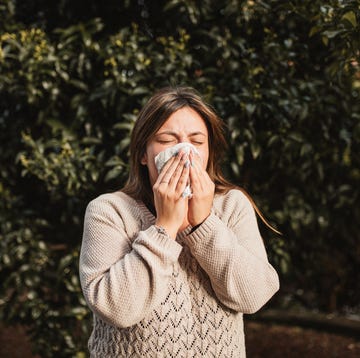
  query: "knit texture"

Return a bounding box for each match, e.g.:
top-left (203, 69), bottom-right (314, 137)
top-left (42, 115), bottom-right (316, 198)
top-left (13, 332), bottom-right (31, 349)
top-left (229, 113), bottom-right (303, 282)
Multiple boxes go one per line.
top-left (80, 189), bottom-right (279, 357)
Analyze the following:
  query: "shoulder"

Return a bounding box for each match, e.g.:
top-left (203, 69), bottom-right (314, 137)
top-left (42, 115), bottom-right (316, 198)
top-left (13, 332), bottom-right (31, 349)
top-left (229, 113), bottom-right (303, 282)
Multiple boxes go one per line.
top-left (87, 190), bottom-right (133, 209)
top-left (83, 191), bottom-right (149, 242)
top-left (85, 191), bottom-right (142, 222)
top-left (87, 190), bottom-right (134, 206)
top-left (213, 188), bottom-right (255, 222)
top-left (214, 188), bottom-right (253, 210)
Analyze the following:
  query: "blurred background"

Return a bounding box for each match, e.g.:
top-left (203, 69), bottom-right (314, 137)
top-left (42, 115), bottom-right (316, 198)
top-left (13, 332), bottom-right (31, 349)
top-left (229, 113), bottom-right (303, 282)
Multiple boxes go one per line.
top-left (0, 0), bottom-right (359, 357)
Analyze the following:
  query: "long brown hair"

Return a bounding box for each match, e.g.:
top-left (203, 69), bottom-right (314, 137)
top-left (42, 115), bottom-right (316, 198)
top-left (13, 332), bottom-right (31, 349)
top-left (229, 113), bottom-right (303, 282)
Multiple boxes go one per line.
top-left (122, 86), bottom-right (280, 234)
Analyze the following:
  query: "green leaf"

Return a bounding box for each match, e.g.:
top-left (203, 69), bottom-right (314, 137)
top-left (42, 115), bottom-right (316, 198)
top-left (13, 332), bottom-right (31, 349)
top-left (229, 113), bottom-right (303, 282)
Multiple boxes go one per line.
top-left (341, 11), bottom-right (357, 28)
top-left (309, 26), bottom-right (321, 37)
top-left (322, 30), bottom-right (346, 39)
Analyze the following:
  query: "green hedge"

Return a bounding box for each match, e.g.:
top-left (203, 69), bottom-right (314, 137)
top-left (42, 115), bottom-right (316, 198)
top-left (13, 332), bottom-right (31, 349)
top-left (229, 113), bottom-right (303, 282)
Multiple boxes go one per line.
top-left (0, 0), bottom-right (359, 356)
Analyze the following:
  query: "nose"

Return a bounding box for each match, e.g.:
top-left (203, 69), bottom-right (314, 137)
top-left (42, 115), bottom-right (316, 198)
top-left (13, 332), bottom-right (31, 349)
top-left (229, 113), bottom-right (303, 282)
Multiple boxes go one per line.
top-left (178, 137), bottom-right (191, 144)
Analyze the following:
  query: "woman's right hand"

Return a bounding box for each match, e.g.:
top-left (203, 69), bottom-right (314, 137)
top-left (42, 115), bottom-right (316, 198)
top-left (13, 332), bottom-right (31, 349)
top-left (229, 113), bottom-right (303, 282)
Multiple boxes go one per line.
top-left (153, 151), bottom-right (190, 239)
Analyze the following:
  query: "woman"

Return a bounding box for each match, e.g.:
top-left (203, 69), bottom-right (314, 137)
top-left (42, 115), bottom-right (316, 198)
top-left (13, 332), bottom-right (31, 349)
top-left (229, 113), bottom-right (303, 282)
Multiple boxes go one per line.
top-left (79, 86), bottom-right (279, 357)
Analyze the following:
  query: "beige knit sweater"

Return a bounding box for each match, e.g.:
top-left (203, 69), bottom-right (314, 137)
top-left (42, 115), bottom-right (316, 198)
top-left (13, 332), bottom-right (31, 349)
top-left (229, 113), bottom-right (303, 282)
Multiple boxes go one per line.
top-left (80, 189), bottom-right (279, 357)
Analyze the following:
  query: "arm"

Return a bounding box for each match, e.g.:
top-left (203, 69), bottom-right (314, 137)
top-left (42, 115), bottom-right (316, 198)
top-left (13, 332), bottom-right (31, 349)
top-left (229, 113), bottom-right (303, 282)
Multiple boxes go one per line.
top-left (184, 190), bottom-right (279, 313)
top-left (79, 195), bottom-right (182, 328)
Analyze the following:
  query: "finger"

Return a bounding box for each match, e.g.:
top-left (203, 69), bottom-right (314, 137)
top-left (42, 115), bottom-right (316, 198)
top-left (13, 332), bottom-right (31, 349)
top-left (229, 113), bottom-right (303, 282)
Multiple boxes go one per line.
top-left (189, 152), bottom-right (203, 189)
top-left (157, 151), bottom-right (184, 185)
top-left (190, 151), bottom-right (202, 168)
top-left (175, 158), bottom-right (190, 196)
top-left (189, 167), bottom-right (201, 193)
top-left (190, 152), bottom-right (204, 181)
top-left (168, 153), bottom-right (189, 189)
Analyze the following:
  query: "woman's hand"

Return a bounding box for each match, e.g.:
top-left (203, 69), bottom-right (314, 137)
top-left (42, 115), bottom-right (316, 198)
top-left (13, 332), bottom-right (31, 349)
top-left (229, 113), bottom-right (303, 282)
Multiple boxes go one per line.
top-left (188, 151), bottom-right (215, 227)
top-left (153, 151), bottom-right (190, 239)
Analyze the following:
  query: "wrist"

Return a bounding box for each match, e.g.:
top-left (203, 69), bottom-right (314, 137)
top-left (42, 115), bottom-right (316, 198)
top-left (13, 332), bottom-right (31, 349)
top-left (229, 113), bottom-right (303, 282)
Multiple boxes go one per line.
top-left (154, 222), bottom-right (177, 240)
top-left (189, 212), bottom-right (210, 227)
top-left (189, 222), bottom-right (202, 234)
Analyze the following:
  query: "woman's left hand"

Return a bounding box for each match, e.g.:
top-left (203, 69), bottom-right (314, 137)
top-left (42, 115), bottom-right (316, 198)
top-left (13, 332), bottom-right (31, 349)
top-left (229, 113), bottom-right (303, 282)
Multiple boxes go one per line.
top-left (187, 151), bottom-right (215, 227)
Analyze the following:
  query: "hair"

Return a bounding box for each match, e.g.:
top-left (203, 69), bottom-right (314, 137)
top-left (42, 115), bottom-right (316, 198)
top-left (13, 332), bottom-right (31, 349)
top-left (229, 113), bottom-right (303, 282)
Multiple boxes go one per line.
top-left (122, 86), bottom-right (280, 234)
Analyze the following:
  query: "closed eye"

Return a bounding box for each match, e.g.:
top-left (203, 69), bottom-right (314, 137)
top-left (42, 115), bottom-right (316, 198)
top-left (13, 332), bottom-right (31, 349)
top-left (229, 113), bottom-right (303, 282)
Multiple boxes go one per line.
top-left (157, 140), bottom-right (176, 144)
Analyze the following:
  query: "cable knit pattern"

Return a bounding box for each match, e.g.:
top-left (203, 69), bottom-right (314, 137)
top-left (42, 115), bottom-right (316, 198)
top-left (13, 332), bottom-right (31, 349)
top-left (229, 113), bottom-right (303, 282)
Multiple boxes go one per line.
top-left (79, 189), bottom-right (279, 357)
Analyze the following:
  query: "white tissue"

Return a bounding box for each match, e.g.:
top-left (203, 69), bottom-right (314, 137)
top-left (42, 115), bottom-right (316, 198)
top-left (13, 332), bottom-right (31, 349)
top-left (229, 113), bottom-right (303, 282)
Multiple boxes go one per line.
top-left (154, 143), bottom-right (199, 197)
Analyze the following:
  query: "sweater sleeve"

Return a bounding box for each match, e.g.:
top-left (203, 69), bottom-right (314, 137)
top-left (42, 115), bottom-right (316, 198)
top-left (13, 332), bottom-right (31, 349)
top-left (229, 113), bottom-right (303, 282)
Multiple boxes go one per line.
top-left (79, 195), bottom-right (183, 328)
top-left (183, 190), bottom-right (279, 313)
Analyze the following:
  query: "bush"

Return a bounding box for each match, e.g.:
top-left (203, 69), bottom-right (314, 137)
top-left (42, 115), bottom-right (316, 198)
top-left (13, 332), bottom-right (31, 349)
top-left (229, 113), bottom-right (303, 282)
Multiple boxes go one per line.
top-left (0, 0), bottom-right (359, 356)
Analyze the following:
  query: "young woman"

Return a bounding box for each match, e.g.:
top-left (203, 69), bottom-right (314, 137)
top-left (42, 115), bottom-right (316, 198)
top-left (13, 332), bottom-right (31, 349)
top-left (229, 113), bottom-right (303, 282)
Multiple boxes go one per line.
top-left (79, 86), bottom-right (279, 357)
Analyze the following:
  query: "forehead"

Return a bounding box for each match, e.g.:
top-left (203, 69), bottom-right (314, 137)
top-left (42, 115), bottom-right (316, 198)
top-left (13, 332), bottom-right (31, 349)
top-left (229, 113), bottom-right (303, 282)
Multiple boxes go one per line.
top-left (158, 107), bottom-right (208, 134)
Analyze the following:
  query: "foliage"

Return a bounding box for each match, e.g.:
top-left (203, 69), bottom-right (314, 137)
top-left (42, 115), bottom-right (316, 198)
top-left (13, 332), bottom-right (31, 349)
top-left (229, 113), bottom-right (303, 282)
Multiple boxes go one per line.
top-left (0, 0), bottom-right (359, 356)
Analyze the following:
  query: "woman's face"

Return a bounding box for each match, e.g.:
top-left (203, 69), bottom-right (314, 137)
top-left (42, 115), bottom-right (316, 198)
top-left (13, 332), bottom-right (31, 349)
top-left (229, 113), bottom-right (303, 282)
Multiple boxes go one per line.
top-left (141, 106), bottom-right (209, 186)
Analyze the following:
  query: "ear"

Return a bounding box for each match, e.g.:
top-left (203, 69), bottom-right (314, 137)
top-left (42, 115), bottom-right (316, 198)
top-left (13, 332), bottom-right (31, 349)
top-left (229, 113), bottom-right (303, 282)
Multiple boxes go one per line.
top-left (140, 152), bottom-right (147, 165)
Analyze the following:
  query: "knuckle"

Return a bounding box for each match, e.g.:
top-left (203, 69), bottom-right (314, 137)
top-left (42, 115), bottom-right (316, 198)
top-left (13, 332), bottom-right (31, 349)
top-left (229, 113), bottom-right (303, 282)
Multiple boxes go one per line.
top-left (192, 178), bottom-right (199, 185)
top-left (159, 187), bottom-right (168, 195)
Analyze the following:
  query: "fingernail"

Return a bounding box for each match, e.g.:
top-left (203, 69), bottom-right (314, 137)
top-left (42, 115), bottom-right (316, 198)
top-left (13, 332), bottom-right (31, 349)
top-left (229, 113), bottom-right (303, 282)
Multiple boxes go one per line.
top-left (184, 160), bottom-right (190, 168)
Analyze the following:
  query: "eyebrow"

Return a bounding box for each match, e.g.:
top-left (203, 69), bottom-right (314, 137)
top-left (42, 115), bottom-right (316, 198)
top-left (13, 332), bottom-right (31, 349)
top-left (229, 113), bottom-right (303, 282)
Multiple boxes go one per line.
top-left (156, 131), bottom-right (207, 137)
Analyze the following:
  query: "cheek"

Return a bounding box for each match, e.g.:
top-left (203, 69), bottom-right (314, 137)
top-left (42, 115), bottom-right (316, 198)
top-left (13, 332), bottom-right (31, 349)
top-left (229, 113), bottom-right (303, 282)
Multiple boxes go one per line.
top-left (143, 143), bottom-right (160, 164)
top-left (144, 148), bottom-right (162, 184)
top-left (203, 155), bottom-right (209, 170)
top-left (146, 161), bottom-right (159, 187)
